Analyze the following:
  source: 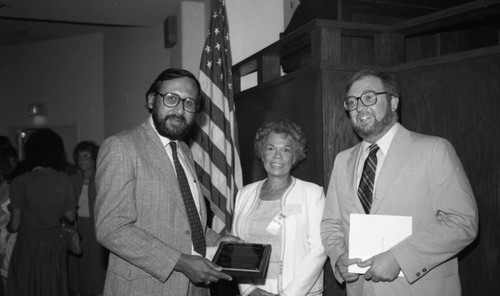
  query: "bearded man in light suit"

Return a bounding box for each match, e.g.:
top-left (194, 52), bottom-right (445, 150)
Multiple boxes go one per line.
top-left (95, 68), bottom-right (241, 296)
top-left (320, 69), bottom-right (478, 296)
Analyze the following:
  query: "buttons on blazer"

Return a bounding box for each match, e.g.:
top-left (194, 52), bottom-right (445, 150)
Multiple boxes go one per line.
top-left (423, 268), bottom-right (427, 273)
top-left (416, 272), bottom-right (421, 277)
top-left (185, 230), bottom-right (191, 235)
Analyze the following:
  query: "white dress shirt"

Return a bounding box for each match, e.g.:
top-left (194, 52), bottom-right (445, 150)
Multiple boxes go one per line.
top-left (356, 122), bottom-right (400, 191)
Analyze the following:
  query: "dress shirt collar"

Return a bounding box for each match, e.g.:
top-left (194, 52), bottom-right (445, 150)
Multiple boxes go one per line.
top-left (149, 115), bottom-right (176, 147)
top-left (361, 122), bottom-right (400, 155)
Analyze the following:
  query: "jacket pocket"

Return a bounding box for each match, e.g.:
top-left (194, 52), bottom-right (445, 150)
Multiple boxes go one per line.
top-left (108, 260), bottom-right (152, 280)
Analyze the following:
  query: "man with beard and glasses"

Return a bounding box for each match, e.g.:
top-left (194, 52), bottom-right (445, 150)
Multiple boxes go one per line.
top-left (320, 69), bottom-right (478, 296)
top-left (95, 68), bottom-right (242, 296)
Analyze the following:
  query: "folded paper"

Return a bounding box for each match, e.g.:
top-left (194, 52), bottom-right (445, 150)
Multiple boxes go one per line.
top-left (348, 213), bottom-right (412, 276)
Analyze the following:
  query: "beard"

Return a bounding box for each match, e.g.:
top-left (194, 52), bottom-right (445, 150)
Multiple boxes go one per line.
top-left (353, 104), bottom-right (395, 140)
top-left (152, 110), bottom-right (191, 140)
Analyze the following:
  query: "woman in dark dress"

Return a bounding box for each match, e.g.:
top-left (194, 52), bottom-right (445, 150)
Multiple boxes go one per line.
top-left (6, 129), bottom-right (76, 296)
top-left (68, 141), bottom-right (107, 296)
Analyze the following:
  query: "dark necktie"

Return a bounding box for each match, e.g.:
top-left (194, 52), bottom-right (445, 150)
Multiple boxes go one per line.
top-left (358, 144), bottom-right (380, 214)
top-left (170, 142), bottom-right (206, 256)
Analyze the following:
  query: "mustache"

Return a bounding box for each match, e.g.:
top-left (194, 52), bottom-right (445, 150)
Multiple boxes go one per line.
top-left (356, 112), bottom-right (374, 119)
top-left (165, 113), bottom-right (187, 123)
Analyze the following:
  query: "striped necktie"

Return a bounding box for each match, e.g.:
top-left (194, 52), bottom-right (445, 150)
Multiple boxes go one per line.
top-left (170, 142), bottom-right (206, 256)
top-left (358, 144), bottom-right (380, 214)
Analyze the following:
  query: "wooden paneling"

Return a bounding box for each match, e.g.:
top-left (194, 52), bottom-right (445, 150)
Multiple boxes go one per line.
top-left (235, 69), bottom-right (326, 186)
top-left (235, 66), bottom-right (360, 188)
top-left (342, 36), bottom-right (375, 65)
top-left (321, 70), bottom-right (360, 184)
top-left (235, 67), bottom-right (358, 296)
top-left (395, 55), bottom-right (500, 295)
top-left (344, 0), bottom-right (473, 23)
top-left (405, 26), bottom-right (500, 62)
top-left (233, 7), bottom-right (500, 294)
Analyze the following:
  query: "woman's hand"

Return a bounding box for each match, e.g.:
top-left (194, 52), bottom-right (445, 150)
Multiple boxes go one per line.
top-left (215, 235), bottom-right (245, 247)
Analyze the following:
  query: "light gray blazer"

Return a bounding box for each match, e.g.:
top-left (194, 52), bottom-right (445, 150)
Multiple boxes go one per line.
top-left (321, 124), bottom-right (478, 296)
top-left (95, 119), bottom-right (219, 296)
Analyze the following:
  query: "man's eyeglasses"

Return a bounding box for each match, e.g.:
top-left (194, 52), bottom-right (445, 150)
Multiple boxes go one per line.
top-left (344, 91), bottom-right (388, 111)
top-left (156, 92), bottom-right (200, 113)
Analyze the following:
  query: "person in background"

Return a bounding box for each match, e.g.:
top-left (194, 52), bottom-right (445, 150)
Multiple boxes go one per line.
top-left (6, 128), bottom-right (76, 296)
top-left (68, 141), bottom-right (107, 296)
top-left (232, 119), bottom-right (326, 296)
top-left (0, 137), bottom-right (17, 179)
top-left (0, 138), bottom-right (16, 230)
top-left (320, 69), bottom-right (478, 296)
top-left (0, 141), bottom-right (17, 296)
top-left (94, 68), bottom-right (242, 296)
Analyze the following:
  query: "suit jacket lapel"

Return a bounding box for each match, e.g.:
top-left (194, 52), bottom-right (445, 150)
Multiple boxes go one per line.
top-left (138, 121), bottom-right (189, 221)
top-left (371, 126), bottom-right (412, 213)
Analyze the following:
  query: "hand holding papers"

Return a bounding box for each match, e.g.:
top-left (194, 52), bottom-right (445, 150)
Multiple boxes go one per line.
top-left (348, 214), bottom-right (412, 276)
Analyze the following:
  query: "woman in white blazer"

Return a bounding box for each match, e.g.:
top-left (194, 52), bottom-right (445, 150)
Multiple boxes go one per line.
top-left (232, 119), bottom-right (326, 296)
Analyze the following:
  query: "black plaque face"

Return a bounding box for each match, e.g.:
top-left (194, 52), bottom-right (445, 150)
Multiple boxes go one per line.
top-left (214, 243), bottom-right (265, 270)
top-left (212, 242), bottom-right (271, 282)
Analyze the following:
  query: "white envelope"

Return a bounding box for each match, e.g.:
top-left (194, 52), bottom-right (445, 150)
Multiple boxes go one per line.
top-left (348, 213), bottom-right (412, 276)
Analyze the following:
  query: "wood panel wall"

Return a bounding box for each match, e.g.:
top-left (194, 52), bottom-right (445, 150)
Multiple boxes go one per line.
top-left (395, 55), bottom-right (500, 295)
top-left (236, 68), bottom-right (359, 296)
top-left (321, 70), bottom-right (360, 184)
top-left (234, 54), bottom-right (499, 295)
top-left (236, 69), bottom-right (327, 186)
top-left (234, 11), bottom-right (499, 293)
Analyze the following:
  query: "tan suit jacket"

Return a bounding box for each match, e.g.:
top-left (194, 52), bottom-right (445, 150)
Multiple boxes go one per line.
top-left (95, 119), bottom-right (219, 296)
top-left (321, 124), bottom-right (478, 296)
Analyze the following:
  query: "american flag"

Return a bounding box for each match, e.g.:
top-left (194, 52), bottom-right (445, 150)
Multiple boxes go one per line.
top-left (191, 0), bottom-right (242, 234)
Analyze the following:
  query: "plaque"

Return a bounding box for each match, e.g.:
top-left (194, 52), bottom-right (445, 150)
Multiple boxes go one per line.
top-left (212, 242), bottom-right (272, 284)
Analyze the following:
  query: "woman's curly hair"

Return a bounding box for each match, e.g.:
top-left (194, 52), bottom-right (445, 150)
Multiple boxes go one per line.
top-left (254, 118), bottom-right (307, 166)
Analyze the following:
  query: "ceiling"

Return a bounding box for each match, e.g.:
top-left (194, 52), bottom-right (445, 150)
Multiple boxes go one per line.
top-left (0, 0), bottom-right (477, 47)
top-left (0, 0), bottom-right (184, 46)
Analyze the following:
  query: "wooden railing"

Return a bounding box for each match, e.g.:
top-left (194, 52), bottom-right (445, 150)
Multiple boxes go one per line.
top-left (232, 0), bottom-right (500, 93)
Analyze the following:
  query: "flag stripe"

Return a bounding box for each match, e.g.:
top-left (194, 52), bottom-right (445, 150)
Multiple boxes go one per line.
top-left (196, 112), bottom-right (230, 167)
top-left (194, 162), bottom-right (233, 230)
top-left (191, 0), bottom-right (242, 234)
top-left (191, 140), bottom-right (230, 190)
top-left (199, 72), bottom-right (235, 144)
top-left (192, 140), bottom-right (236, 231)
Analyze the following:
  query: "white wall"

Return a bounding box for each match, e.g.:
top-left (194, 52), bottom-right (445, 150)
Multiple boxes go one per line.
top-left (0, 33), bottom-right (104, 157)
top-left (226, 0), bottom-right (285, 89)
top-left (0, 0), bottom-right (288, 154)
top-left (101, 1), bottom-right (206, 137)
top-left (226, 0), bottom-right (284, 64)
top-left (178, 1), bottom-right (206, 76)
top-left (0, 25), bottom-right (173, 156)
top-left (102, 25), bottom-right (171, 136)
